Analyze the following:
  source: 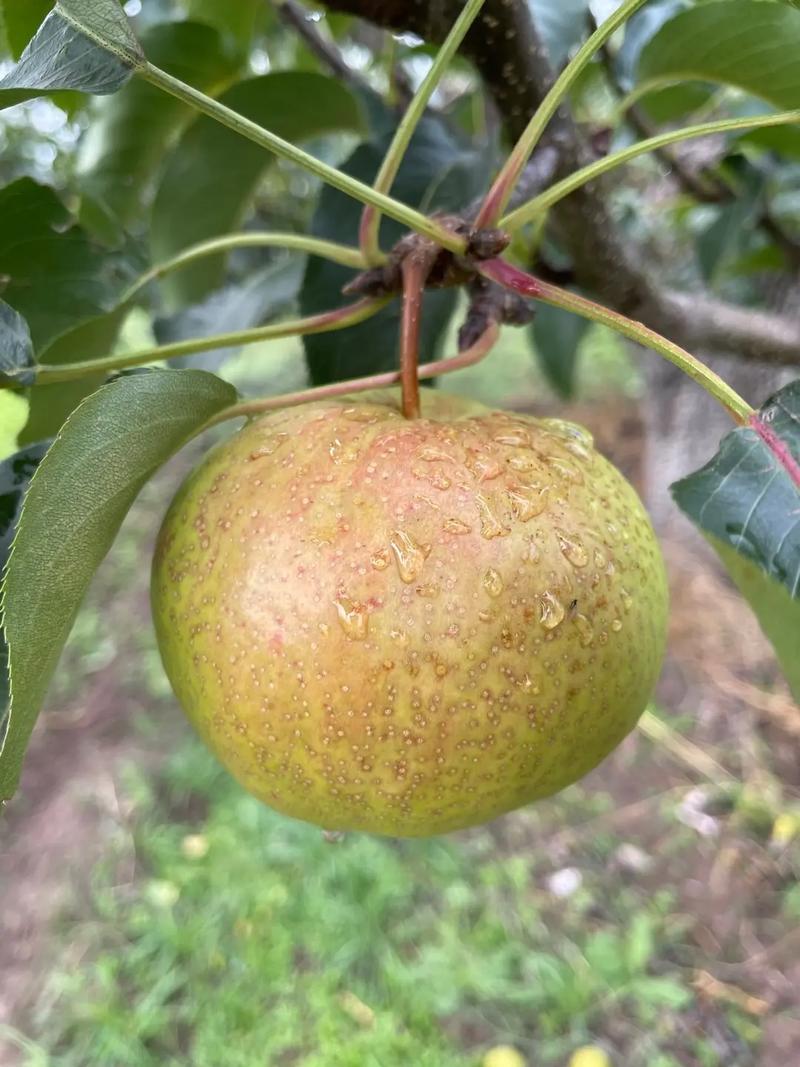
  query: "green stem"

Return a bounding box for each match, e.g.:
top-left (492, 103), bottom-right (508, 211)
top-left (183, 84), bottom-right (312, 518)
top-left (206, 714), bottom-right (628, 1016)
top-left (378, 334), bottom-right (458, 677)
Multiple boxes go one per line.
top-left (123, 233), bottom-right (366, 302)
top-left (139, 63), bottom-right (466, 254)
top-left (15, 299), bottom-right (387, 388)
top-left (501, 110), bottom-right (800, 231)
top-left (478, 258), bottom-right (753, 423)
top-left (359, 0), bottom-right (487, 264)
top-left (474, 0), bottom-right (650, 227)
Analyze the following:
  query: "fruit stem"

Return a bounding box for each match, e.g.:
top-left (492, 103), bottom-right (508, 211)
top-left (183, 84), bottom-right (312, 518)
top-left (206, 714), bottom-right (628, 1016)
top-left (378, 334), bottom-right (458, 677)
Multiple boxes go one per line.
top-left (123, 233), bottom-right (367, 302)
top-left (474, 0), bottom-right (650, 228)
top-left (479, 258), bottom-right (753, 423)
top-left (9, 299), bottom-right (387, 389)
top-left (501, 109), bottom-right (800, 232)
top-left (199, 322), bottom-right (500, 429)
top-left (399, 249), bottom-right (437, 419)
top-left (358, 0), bottom-right (487, 265)
top-left (139, 63), bottom-right (467, 255)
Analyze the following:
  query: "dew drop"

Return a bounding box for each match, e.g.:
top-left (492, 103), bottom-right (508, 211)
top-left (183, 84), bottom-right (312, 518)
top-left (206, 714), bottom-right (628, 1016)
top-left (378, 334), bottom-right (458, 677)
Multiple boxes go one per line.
top-left (621, 588), bottom-right (634, 613)
top-left (334, 596), bottom-right (368, 640)
top-left (507, 484), bottom-right (549, 521)
top-left (538, 591), bottom-right (566, 630)
top-left (549, 458), bottom-right (583, 484)
top-left (611, 618), bottom-right (623, 633)
top-left (475, 493), bottom-right (510, 539)
top-left (443, 517), bottom-right (472, 535)
top-left (508, 454), bottom-right (538, 472)
top-left (478, 610), bottom-right (494, 622)
top-left (418, 446), bottom-right (454, 463)
top-left (435, 663), bottom-right (448, 678)
top-left (371, 549), bottom-right (390, 571)
top-left (593, 547), bottom-right (607, 570)
top-left (390, 530), bottom-right (429, 583)
top-left (413, 464), bottom-right (451, 490)
top-left (483, 568), bottom-right (504, 598)
top-left (556, 528), bottom-right (589, 568)
top-left (416, 583), bottom-right (440, 599)
top-left (493, 430), bottom-right (531, 447)
top-left (248, 433), bottom-right (288, 460)
top-left (466, 451), bottom-right (503, 481)
top-left (573, 613), bottom-right (594, 647)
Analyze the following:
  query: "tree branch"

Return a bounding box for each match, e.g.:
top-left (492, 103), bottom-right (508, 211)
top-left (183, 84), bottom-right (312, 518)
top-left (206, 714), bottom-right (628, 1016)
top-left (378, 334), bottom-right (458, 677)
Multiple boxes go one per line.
top-left (276, 0), bottom-right (369, 87)
top-left (321, 0), bottom-right (800, 367)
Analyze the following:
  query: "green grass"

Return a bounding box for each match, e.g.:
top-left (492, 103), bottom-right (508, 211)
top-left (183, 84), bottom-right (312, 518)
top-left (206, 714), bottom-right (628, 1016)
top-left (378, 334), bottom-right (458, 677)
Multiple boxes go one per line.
top-left (10, 732), bottom-right (707, 1067)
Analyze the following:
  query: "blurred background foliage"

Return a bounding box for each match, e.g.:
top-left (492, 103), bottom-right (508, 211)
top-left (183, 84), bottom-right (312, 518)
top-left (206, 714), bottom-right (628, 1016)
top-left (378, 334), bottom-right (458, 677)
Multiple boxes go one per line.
top-left (1, 2), bottom-right (799, 1065)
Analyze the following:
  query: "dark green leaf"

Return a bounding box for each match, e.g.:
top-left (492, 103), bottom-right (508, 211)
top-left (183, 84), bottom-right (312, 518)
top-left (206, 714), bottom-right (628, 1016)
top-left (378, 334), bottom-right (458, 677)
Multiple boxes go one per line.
top-left (638, 0), bottom-right (800, 111)
top-left (154, 258), bottom-right (304, 371)
top-left (0, 440), bottom-right (51, 746)
top-left (0, 368), bottom-right (237, 800)
top-left (531, 301), bottom-right (589, 399)
top-left (616, 0), bottom-right (687, 91)
top-left (183, 0), bottom-right (265, 48)
top-left (0, 301), bottom-right (35, 388)
top-left (710, 538), bottom-right (800, 700)
top-left (638, 82), bottom-right (715, 124)
top-left (529, 0), bottom-right (589, 67)
top-left (0, 0), bottom-right (54, 59)
top-left (671, 380), bottom-right (800, 696)
top-left (0, 1), bottom-right (142, 111)
top-left (76, 21), bottom-right (241, 227)
top-left (150, 72), bottom-right (365, 307)
top-left (302, 113), bottom-right (491, 385)
top-left (0, 178), bottom-right (137, 355)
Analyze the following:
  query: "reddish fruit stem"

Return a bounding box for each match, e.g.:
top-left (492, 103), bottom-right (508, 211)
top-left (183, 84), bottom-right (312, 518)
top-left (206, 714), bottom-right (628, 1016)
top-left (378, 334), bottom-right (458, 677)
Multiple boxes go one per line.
top-left (400, 250), bottom-right (437, 419)
top-left (478, 258), bottom-right (752, 424)
top-left (200, 323), bottom-right (501, 429)
top-left (749, 412), bottom-right (800, 488)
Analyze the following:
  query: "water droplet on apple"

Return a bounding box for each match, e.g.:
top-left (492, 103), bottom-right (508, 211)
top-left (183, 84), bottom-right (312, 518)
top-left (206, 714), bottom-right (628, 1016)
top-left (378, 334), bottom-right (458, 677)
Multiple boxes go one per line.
top-left (390, 530), bottom-right (428, 583)
top-left (334, 595), bottom-right (368, 640)
top-left (248, 432), bottom-right (288, 460)
top-left (475, 493), bottom-right (510, 539)
top-left (621, 588), bottom-right (634, 613)
top-left (371, 549), bottom-right (390, 570)
top-left (538, 591), bottom-right (565, 630)
top-left (483, 568), bottom-right (504, 598)
top-left (507, 484), bottom-right (549, 521)
top-left (443, 517), bottom-right (472, 535)
top-left (611, 618), bottom-right (623, 633)
top-left (573, 613), bottom-right (594, 647)
top-left (556, 528), bottom-right (589, 568)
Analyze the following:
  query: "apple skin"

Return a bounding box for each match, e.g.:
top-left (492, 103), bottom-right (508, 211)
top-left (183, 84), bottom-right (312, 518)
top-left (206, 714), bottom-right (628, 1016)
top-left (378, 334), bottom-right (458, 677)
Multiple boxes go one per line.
top-left (151, 389), bottom-right (667, 836)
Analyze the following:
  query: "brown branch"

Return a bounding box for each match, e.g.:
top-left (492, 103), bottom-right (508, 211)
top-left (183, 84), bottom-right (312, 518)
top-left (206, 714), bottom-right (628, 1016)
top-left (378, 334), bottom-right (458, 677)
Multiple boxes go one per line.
top-left (321, 0), bottom-right (800, 367)
top-left (399, 242), bottom-right (439, 417)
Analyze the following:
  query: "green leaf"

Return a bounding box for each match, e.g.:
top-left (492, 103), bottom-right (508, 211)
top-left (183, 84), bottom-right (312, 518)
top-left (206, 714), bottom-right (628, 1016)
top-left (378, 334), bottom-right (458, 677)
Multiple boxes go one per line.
top-left (0, 0), bottom-right (54, 59)
top-left (0, 178), bottom-right (137, 355)
top-left (76, 21), bottom-right (242, 227)
top-left (671, 380), bottom-right (800, 697)
top-left (529, 0), bottom-right (589, 67)
top-left (0, 368), bottom-right (237, 800)
top-left (638, 0), bottom-right (800, 111)
top-left (183, 0), bottom-right (266, 48)
top-left (301, 113), bottom-right (491, 385)
top-left (531, 300), bottom-right (590, 399)
top-left (711, 538), bottom-right (800, 700)
top-left (0, 301), bottom-right (36, 388)
top-left (150, 72), bottom-right (365, 307)
top-left (0, 440), bottom-right (51, 747)
top-left (0, 0), bottom-right (143, 111)
top-left (616, 0), bottom-right (688, 91)
top-left (633, 978), bottom-right (692, 1009)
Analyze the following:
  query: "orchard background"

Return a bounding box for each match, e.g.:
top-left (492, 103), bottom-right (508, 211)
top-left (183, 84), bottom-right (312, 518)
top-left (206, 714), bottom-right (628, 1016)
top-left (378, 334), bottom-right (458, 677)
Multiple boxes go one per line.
top-left (1, 0), bottom-right (799, 1064)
